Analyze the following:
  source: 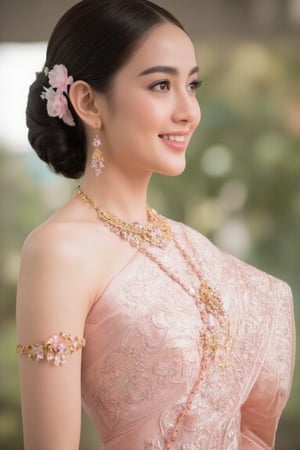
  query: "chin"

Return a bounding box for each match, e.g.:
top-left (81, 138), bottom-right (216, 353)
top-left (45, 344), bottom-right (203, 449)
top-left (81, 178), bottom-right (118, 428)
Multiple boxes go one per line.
top-left (157, 160), bottom-right (186, 177)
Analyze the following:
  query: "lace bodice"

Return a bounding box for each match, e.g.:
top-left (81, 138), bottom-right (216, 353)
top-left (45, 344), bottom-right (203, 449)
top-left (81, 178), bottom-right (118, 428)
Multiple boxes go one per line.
top-left (81, 221), bottom-right (295, 449)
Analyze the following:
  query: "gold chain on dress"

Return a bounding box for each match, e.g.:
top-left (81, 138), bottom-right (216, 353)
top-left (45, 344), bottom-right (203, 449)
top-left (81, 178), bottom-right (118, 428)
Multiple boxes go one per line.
top-left (75, 186), bottom-right (230, 449)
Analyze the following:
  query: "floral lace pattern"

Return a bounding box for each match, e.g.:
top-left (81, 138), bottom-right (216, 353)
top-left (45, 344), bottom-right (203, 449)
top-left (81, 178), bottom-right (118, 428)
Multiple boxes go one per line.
top-left (81, 221), bottom-right (295, 449)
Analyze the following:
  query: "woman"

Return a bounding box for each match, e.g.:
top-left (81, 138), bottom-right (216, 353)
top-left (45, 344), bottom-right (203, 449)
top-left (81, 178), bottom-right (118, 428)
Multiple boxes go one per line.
top-left (16, 0), bottom-right (295, 449)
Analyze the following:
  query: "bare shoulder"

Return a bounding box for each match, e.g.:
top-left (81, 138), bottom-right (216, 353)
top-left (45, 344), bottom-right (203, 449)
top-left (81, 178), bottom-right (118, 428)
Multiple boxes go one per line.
top-left (18, 210), bottom-right (137, 325)
top-left (21, 222), bottom-right (93, 292)
top-left (20, 218), bottom-right (115, 310)
top-left (22, 219), bottom-right (94, 264)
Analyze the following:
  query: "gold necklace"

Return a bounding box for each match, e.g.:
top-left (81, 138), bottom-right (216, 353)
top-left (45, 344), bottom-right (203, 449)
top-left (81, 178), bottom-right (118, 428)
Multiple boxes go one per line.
top-left (76, 186), bottom-right (171, 248)
top-left (75, 186), bottom-right (230, 449)
top-left (136, 237), bottom-right (230, 449)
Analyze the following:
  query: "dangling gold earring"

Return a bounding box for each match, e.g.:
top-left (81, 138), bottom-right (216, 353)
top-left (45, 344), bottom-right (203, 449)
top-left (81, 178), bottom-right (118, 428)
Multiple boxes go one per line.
top-left (90, 128), bottom-right (105, 176)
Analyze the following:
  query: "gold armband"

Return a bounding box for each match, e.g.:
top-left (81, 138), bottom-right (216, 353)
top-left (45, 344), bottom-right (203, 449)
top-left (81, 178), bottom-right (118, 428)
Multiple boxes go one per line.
top-left (16, 332), bottom-right (86, 366)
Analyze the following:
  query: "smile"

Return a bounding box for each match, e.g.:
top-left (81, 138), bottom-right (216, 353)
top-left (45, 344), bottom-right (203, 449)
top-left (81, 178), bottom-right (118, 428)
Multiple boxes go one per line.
top-left (160, 134), bottom-right (186, 142)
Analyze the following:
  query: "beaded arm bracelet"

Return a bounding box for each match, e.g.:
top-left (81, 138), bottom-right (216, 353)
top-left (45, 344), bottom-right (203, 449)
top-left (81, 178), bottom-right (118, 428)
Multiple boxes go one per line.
top-left (16, 332), bottom-right (86, 366)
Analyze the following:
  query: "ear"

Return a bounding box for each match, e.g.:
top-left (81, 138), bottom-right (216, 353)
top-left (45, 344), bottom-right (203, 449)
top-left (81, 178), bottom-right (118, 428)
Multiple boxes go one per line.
top-left (69, 80), bottom-right (102, 128)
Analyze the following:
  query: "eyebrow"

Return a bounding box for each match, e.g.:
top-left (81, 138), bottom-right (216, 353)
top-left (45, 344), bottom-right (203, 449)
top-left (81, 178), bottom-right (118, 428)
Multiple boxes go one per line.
top-left (138, 65), bottom-right (199, 77)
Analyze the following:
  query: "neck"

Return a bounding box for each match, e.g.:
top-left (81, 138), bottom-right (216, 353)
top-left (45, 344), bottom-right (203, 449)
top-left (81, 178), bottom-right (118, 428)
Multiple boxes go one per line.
top-left (80, 166), bottom-right (151, 224)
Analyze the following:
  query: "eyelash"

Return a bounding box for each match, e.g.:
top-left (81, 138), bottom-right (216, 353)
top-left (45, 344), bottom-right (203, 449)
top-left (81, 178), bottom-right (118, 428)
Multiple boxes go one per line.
top-left (150, 79), bottom-right (203, 92)
top-left (189, 80), bottom-right (203, 92)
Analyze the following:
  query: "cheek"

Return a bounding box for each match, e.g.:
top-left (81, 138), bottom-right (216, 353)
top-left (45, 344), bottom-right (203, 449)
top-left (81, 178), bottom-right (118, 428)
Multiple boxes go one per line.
top-left (128, 97), bottom-right (166, 128)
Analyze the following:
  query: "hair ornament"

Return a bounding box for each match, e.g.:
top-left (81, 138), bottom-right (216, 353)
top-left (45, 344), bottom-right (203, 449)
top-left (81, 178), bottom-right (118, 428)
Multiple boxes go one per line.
top-left (40, 64), bottom-right (75, 126)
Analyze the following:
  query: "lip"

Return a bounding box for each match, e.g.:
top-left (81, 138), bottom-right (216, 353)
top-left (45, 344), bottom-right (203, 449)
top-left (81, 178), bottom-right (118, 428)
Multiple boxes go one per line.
top-left (159, 131), bottom-right (190, 150)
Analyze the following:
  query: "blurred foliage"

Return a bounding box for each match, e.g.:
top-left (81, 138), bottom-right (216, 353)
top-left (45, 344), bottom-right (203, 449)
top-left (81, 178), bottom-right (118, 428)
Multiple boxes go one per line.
top-left (0, 38), bottom-right (299, 449)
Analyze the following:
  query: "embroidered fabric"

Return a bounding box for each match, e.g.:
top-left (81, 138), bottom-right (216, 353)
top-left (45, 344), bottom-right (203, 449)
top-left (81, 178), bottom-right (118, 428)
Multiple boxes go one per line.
top-left (81, 221), bottom-right (295, 449)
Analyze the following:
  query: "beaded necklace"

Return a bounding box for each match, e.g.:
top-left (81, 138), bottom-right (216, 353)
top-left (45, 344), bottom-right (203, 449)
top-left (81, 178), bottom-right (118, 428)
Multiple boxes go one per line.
top-left (75, 186), bottom-right (230, 449)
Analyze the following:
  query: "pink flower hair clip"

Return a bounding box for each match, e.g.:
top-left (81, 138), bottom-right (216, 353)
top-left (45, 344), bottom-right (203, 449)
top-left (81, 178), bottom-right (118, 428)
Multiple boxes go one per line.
top-left (40, 64), bottom-right (75, 126)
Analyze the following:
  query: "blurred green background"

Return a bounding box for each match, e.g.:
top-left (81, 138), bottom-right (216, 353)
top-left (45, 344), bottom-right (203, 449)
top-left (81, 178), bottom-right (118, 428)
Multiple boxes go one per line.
top-left (0, 0), bottom-right (299, 448)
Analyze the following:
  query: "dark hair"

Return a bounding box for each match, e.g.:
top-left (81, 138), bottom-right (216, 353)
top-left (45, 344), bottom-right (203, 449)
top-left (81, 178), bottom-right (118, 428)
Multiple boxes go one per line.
top-left (26, 0), bottom-right (185, 179)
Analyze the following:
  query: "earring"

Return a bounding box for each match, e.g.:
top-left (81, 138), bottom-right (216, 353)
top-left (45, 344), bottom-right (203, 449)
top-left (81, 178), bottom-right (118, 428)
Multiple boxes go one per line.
top-left (90, 128), bottom-right (105, 176)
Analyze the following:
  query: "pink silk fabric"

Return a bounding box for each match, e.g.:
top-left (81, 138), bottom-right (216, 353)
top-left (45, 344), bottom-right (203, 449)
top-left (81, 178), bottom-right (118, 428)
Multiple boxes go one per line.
top-left (81, 221), bottom-right (295, 449)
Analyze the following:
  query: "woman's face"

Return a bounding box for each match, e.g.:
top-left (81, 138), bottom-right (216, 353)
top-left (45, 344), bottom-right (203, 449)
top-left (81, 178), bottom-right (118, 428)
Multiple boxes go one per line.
top-left (98, 22), bottom-right (201, 177)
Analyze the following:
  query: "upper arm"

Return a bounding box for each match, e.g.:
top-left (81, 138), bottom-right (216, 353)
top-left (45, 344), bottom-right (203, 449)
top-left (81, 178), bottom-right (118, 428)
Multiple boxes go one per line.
top-left (16, 226), bottom-right (93, 450)
top-left (240, 282), bottom-right (295, 449)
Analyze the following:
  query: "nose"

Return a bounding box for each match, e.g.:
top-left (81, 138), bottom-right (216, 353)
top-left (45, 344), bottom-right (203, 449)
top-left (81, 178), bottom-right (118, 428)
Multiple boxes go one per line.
top-left (172, 90), bottom-right (201, 127)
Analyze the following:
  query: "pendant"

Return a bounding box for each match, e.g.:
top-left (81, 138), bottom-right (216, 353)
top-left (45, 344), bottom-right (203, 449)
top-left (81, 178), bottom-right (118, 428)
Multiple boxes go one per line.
top-left (199, 280), bottom-right (222, 314)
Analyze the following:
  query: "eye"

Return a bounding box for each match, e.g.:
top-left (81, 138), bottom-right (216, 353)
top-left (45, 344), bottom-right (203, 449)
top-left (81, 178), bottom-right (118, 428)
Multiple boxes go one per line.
top-left (188, 79), bottom-right (203, 93)
top-left (150, 80), bottom-right (171, 92)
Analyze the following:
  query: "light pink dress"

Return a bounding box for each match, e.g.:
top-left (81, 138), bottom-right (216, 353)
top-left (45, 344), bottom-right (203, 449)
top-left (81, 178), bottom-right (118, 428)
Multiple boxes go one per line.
top-left (81, 220), bottom-right (295, 449)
